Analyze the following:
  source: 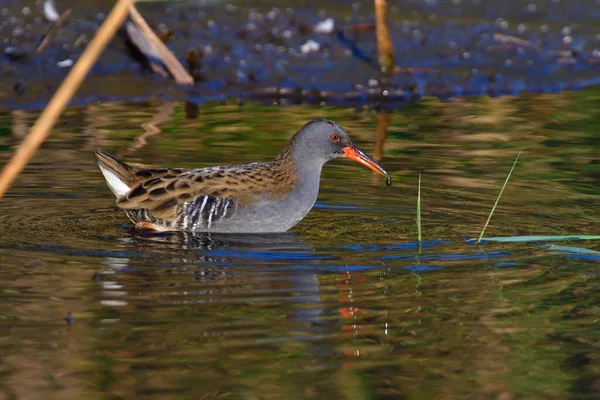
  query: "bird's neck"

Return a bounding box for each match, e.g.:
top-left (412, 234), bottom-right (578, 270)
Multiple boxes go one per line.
top-left (273, 139), bottom-right (325, 188)
top-left (273, 139), bottom-right (296, 168)
top-left (270, 139), bottom-right (323, 219)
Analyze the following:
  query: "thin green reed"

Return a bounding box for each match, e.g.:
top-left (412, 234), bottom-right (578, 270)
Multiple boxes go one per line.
top-left (477, 151), bottom-right (522, 244)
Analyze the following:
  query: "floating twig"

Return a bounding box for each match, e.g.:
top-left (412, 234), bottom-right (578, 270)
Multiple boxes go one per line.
top-left (36, 9), bottom-right (72, 54)
top-left (128, 5), bottom-right (194, 85)
top-left (476, 151), bottom-right (522, 244)
top-left (0, 0), bottom-right (134, 199)
top-left (493, 33), bottom-right (538, 49)
top-left (490, 33), bottom-right (576, 58)
top-left (124, 21), bottom-right (169, 77)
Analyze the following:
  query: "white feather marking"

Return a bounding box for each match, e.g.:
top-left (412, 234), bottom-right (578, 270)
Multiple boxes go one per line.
top-left (98, 164), bottom-right (131, 197)
top-left (199, 196), bottom-right (209, 213)
top-left (207, 200), bottom-right (217, 229)
top-left (182, 203), bottom-right (190, 228)
top-left (198, 196), bottom-right (209, 227)
top-left (192, 207), bottom-right (201, 230)
top-left (222, 200), bottom-right (229, 218)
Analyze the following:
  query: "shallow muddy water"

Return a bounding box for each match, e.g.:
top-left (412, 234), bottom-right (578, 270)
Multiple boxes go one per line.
top-left (0, 89), bottom-right (599, 399)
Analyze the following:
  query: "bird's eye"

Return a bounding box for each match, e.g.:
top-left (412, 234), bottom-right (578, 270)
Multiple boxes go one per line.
top-left (330, 133), bottom-right (340, 142)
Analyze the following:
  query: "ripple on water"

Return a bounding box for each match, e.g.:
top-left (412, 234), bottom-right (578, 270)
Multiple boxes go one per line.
top-left (1, 100), bottom-right (599, 399)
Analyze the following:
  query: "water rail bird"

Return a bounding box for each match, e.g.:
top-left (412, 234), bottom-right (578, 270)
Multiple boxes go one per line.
top-left (96, 118), bottom-right (391, 233)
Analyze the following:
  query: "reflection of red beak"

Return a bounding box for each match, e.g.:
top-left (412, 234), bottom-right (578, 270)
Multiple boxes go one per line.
top-left (343, 146), bottom-right (391, 185)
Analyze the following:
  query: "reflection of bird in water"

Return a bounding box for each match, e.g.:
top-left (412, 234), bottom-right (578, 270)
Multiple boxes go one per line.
top-left (128, 230), bottom-right (316, 259)
top-left (95, 231), bottom-right (320, 287)
top-left (98, 230), bottom-right (320, 280)
top-left (96, 231), bottom-right (333, 358)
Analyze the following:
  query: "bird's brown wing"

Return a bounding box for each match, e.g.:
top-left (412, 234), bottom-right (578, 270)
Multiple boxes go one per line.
top-left (116, 168), bottom-right (225, 222)
top-left (97, 149), bottom-right (297, 227)
top-left (114, 162), bottom-right (279, 223)
top-left (95, 148), bottom-right (191, 188)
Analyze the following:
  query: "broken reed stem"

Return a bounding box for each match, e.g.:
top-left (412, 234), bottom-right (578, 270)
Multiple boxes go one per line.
top-left (36, 8), bottom-right (72, 54)
top-left (0, 0), bottom-right (134, 199)
top-left (128, 5), bottom-right (194, 85)
top-left (417, 173), bottom-right (422, 246)
top-left (476, 151), bottom-right (522, 244)
top-left (374, 0), bottom-right (395, 73)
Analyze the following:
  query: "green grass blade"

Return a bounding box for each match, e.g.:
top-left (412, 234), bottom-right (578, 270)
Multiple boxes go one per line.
top-left (546, 244), bottom-right (600, 255)
top-left (468, 235), bottom-right (600, 243)
top-left (417, 173), bottom-right (422, 246)
top-left (477, 151), bottom-right (522, 244)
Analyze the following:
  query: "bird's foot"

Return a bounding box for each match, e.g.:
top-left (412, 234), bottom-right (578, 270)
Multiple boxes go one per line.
top-left (134, 220), bottom-right (168, 231)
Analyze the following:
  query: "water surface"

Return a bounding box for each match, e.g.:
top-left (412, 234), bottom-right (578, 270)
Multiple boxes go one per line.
top-left (0, 90), bottom-right (599, 399)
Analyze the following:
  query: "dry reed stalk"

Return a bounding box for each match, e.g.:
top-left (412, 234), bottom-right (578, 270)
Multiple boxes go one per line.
top-left (128, 5), bottom-right (194, 85)
top-left (374, 0), bottom-right (395, 73)
top-left (36, 8), bottom-right (73, 54)
top-left (0, 0), bottom-right (134, 199)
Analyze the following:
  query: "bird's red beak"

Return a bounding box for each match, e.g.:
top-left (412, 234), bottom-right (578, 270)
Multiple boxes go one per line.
top-left (343, 146), bottom-right (391, 186)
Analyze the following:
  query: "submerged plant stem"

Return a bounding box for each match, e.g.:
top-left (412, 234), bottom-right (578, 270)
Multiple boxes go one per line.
top-left (36, 8), bottom-right (72, 54)
top-left (477, 151), bottom-right (522, 244)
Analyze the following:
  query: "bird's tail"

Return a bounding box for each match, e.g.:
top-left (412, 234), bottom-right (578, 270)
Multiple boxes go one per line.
top-left (95, 149), bottom-right (137, 198)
